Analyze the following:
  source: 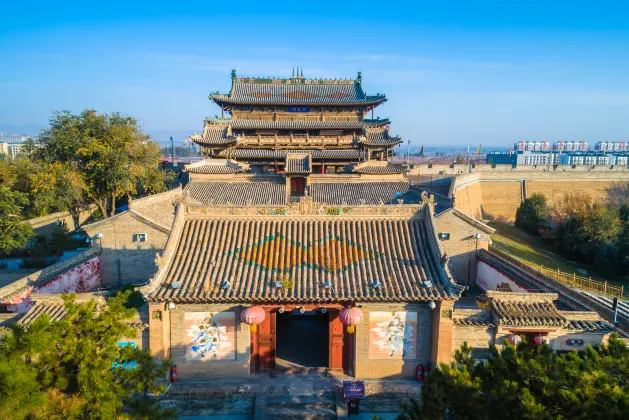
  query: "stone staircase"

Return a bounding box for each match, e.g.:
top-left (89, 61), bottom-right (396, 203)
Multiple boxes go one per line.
top-left (262, 394), bottom-right (337, 419)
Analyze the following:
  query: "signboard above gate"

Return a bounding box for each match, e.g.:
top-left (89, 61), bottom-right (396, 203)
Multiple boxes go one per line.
top-left (288, 106), bottom-right (310, 112)
top-left (343, 380), bottom-right (365, 399)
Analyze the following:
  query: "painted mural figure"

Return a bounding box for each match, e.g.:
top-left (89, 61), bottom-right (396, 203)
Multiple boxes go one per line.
top-left (369, 312), bottom-right (417, 359)
top-left (187, 314), bottom-right (226, 359)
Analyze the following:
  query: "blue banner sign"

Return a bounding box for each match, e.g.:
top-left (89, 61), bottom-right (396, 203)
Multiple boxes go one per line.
top-left (343, 380), bottom-right (365, 399)
top-left (288, 106), bottom-right (310, 112)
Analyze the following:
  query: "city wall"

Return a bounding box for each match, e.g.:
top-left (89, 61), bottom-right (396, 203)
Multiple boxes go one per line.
top-left (436, 169), bottom-right (629, 222)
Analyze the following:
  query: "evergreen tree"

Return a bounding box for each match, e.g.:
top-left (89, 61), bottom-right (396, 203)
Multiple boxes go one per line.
top-left (515, 193), bottom-right (549, 235)
top-left (401, 335), bottom-right (629, 419)
top-left (0, 291), bottom-right (175, 419)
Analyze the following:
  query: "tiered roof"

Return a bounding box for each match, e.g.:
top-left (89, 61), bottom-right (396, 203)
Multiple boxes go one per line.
top-left (211, 73), bottom-right (386, 107)
top-left (147, 216), bottom-right (458, 304)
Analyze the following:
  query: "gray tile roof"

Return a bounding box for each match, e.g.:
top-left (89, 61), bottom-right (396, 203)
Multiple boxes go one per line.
top-left (149, 217), bottom-right (455, 303)
top-left (566, 320), bottom-right (614, 331)
top-left (310, 182), bottom-right (420, 205)
top-left (352, 161), bottom-right (406, 174)
top-left (185, 159), bottom-right (248, 174)
top-left (360, 129), bottom-right (402, 147)
top-left (191, 127), bottom-right (237, 145)
top-left (285, 153), bottom-right (312, 174)
top-left (217, 148), bottom-right (367, 160)
top-left (185, 181), bottom-right (286, 205)
top-left (211, 77), bottom-right (386, 106)
top-left (18, 300), bottom-right (68, 325)
top-left (490, 299), bottom-right (567, 327)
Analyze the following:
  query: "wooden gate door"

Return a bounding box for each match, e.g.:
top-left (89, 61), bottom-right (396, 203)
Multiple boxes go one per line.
top-left (329, 309), bottom-right (344, 371)
top-left (253, 310), bottom-right (276, 374)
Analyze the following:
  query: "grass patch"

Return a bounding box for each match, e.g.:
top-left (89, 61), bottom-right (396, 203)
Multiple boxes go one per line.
top-left (489, 223), bottom-right (603, 280)
top-left (489, 222), bottom-right (627, 298)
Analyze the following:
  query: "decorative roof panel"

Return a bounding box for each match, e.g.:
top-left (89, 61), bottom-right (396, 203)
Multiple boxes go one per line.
top-left (149, 217), bottom-right (455, 303)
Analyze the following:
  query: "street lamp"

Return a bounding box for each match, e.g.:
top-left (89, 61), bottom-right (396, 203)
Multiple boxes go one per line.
top-left (475, 233), bottom-right (482, 253)
top-left (94, 233), bottom-right (104, 254)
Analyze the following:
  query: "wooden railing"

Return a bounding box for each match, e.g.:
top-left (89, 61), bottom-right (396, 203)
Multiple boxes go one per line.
top-left (489, 247), bottom-right (624, 299)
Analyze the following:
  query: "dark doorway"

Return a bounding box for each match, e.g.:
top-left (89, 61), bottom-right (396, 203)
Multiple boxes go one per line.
top-left (290, 177), bottom-right (306, 196)
top-left (276, 311), bottom-right (328, 368)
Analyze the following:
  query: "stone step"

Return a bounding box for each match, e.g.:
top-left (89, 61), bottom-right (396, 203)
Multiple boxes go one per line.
top-left (264, 394), bottom-right (336, 420)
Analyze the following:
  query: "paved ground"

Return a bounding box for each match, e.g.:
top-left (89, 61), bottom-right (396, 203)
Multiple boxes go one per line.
top-left (161, 373), bottom-right (421, 419)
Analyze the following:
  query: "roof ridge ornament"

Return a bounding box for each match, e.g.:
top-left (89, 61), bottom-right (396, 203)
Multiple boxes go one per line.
top-left (231, 69), bottom-right (237, 80)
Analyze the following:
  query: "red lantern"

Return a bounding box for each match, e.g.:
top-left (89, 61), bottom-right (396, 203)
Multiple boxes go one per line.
top-left (240, 306), bottom-right (266, 332)
top-left (533, 335), bottom-right (549, 346)
top-left (339, 307), bottom-right (364, 333)
top-left (507, 334), bottom-right (522, 345)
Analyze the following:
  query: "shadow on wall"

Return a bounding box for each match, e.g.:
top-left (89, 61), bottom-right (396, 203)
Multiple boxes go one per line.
top-left (99, 245), bottom-right (163, 287)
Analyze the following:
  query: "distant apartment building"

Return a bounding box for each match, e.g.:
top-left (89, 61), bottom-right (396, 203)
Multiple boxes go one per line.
top-left (594, 142), bottom-right (627, 152)
top-left (0, 135), bottom-right (34, 158)
top-left (487, 150), bottom-right (629, 167)
top-left (553, 141), bottom-right (589, 152)
top-left (513, 141), bottom-right (550, 151)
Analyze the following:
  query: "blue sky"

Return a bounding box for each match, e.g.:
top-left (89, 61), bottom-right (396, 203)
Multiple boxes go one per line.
top-left (1, 1), bottom-right (628, 146)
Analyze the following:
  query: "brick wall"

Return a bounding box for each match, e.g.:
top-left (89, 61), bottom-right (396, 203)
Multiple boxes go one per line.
top-left (453, 182), bottom-right (484, 220)
top-left (83, 213), bottom-right (169, 286)
top-left (452, 325), bottom-right (494, 359)
top-left (354, 303), bottom-right (433, 379)
top-left (430, 300), bottom-right (454, 364)
top-left (451, 171), bottom-right (629, 222)
top-left (167, 304), bottom-right (251, 381)
top-left (433, 211), bottom-right (491, 285)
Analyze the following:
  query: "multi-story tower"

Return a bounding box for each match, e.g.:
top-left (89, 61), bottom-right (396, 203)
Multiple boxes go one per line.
top-left (190, 70), bottom-right (401, 175)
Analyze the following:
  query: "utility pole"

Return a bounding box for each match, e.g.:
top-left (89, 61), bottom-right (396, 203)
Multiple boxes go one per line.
top-left (170, 136), bottom-right (175, 169)
top-left (613, 297), bottom-right (619, 330)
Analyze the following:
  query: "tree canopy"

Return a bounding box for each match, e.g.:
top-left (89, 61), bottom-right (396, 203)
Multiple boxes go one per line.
top-left (514, 190), bottom-right (629, 277)
top-left (0, 185), bottom-right (33, 256)
top-left (34, 110), bottom-right (169, 217)
top-left (401, 336), bottom-right (629, 420)
top-left (0, 291), bottom-right (175, 420)
top-left (515, 193), bottom-right (550, 235)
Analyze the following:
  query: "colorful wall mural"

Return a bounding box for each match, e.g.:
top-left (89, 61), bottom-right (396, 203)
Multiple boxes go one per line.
top-left (184, 312), bottom-right (236, 361)
top-left (3, 257), bottom-right (101, 313)
top-left (369, 311), bottom-right (417, 360)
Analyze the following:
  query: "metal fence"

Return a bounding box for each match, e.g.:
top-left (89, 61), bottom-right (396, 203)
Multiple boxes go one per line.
top-left (489, 247), bottom-right (624, 299)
